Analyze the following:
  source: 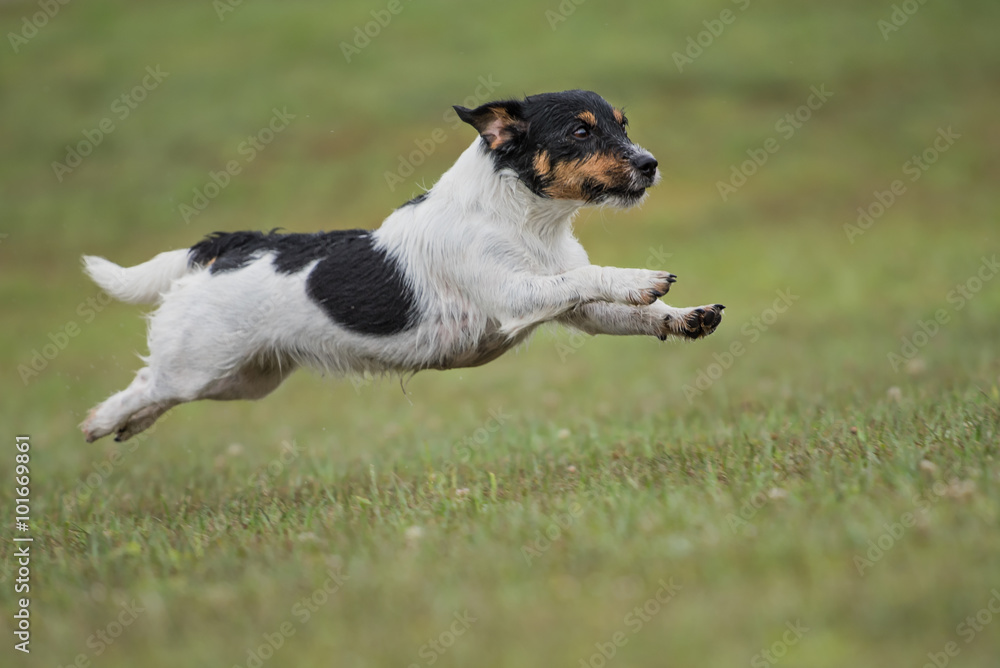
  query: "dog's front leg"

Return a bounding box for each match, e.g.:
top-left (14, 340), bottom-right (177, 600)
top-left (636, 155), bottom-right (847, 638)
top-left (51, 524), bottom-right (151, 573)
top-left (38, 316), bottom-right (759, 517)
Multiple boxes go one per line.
top-left (560, 301), bottom-right (725, 340)
top-left (496, 266), bottom-right (677, 335)
top-left (538, 265), bottom-right (677, 308)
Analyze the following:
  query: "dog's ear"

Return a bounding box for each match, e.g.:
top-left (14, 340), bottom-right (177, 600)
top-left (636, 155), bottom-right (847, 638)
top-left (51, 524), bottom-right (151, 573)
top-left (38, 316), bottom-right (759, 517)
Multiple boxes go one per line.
top-left (454, 101), bottom-right (527, 150)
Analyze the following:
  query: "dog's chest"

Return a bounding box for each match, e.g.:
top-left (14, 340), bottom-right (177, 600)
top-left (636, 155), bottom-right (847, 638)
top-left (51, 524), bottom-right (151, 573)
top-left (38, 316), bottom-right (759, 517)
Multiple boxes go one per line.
top-left (407, 223), bottom-right (586, 370)
top-left (420, 300), bottom-right (530, 370)
top-left (432, 321), bottom-right (531, 369)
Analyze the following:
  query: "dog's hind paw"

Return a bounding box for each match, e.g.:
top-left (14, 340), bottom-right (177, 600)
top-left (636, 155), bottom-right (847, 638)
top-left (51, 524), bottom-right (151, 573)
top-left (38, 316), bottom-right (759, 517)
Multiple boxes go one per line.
top-left (81, 410), bottom-right (112, 443)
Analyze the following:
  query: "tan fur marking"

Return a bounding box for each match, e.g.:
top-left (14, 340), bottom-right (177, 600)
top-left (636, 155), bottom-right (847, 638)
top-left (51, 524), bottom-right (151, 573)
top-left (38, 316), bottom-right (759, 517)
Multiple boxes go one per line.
top-left (577, 111), bottom-right (597, 126)
top-left (544, 152), bottom-right (631, 201)
top-left (534, 151), bottom-right (551, 176)
top-left (613, 109), bottom-right (625, 125)
top-left (493, 108), bottom-right (514, 124)
top-left (485, 108), bottom-right (518, 149)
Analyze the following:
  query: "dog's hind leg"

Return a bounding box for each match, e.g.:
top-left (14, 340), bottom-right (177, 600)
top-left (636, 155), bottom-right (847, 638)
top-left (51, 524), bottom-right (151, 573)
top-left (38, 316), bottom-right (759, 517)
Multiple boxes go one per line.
top-left (81, 364), bottom-right (194, 443)
top-left (81, 262), bottom-right (302, 443)
top-left (109, 399), bottom-right (180, 443)
top-left (195, 356), bottom-right (296, 402)
top-left (112, 360), bottom-right (294, 442)
top-left (82, 357), bottom-right (295, 443)
top-left (81, 366), bottom-right (168, 443)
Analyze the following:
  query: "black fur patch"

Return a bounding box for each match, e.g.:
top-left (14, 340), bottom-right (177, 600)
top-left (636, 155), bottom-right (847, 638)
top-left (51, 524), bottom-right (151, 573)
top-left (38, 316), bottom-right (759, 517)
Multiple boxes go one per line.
top-left (455, 90), bottom-right (650, 203)
top-left (398, 192), bottom-right (429, 208)
top-left (189, 230), bottom-right (417, 336)
top-left (305, 236), bottom-right (417, 336)
top-left (189, 229), bottom-right (326, 274)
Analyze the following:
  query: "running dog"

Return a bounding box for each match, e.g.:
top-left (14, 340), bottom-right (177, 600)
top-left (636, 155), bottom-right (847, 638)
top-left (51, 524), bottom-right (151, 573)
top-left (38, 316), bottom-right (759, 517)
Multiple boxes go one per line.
top-left (81, 90), bottom-right (724, 442)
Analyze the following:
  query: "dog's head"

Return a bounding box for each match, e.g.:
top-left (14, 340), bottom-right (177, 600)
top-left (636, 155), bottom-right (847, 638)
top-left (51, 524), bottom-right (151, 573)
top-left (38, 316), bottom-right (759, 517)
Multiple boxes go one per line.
top-left (455, 90), bottom-right (659, 208)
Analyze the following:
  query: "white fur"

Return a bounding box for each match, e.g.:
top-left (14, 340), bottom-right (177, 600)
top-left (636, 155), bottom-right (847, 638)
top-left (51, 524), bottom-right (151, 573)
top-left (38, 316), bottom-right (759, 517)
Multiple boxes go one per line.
top-left (82, 250), bottom-right (190, 304)
top-left (81, 139), bottom-right (721, 442)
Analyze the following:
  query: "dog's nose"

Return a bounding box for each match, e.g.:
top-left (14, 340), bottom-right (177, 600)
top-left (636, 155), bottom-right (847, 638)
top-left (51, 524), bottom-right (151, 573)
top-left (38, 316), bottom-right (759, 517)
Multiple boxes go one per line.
top-left (631, 154), bottom-right (658, 178)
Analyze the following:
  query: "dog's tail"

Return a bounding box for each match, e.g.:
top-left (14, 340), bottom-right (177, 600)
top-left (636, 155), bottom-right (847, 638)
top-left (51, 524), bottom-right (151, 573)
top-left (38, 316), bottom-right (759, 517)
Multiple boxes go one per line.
top-left (82, 249), bottom-right (193, 304)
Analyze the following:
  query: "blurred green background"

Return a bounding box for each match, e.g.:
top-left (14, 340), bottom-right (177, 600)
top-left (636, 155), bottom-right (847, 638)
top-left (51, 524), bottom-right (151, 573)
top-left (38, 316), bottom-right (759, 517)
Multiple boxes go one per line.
top-left (1, 1), bottom-right (999, 667)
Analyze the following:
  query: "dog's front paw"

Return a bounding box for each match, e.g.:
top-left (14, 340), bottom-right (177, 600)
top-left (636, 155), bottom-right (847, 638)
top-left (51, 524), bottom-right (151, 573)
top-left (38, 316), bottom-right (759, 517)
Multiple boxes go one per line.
top-left (681, 304), bottom-right (725, 339)
top-left (660, 304), bottom-right (725, 340)
top-left (606, 268), bottom-right (676, 305)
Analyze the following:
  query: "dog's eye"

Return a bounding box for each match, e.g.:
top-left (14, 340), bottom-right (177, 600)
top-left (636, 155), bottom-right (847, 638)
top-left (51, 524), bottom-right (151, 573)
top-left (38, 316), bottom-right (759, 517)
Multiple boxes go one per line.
top-left (571, 126), bottom-right (591, 140)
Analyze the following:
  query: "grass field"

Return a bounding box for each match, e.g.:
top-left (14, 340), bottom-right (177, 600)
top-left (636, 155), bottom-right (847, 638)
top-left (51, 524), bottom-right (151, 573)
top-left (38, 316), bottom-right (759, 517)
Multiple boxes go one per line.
top-left (2, 1), bottom-right (999, 666)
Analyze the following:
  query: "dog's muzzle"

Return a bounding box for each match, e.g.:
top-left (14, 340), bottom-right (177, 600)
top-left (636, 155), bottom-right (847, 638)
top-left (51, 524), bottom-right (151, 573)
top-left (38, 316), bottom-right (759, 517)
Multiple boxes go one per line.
top-left (629, 150), bottom-right (660, 189)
